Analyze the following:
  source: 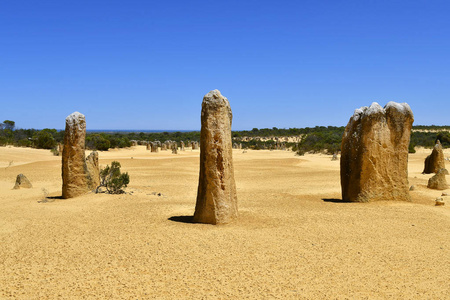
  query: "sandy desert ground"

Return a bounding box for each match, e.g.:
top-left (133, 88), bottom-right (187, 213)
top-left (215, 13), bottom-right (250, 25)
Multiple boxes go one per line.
top-left (0, 145), bottom-right (449, 299)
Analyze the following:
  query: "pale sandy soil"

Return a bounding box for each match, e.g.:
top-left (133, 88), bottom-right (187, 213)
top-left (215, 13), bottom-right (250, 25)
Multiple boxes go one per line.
top-left (0, 145), bottom-right (449, 299)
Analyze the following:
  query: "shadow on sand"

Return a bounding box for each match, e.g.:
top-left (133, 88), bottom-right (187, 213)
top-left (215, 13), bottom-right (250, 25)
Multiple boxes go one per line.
top-left (38, 196), bottom-right (63, 203)
top-left (168, 215), bottom-right (195, 224)
top-left (322, 198), bottom-right (353, 203)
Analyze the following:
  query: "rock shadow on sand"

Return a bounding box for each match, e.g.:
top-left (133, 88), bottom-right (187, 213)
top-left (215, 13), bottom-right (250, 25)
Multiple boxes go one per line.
top-left (168, 215), bottom-right (195, 224)
top-left (322, 198), bottom-right (353, 203)
top-left (38, 196), bottom-right (63, 203)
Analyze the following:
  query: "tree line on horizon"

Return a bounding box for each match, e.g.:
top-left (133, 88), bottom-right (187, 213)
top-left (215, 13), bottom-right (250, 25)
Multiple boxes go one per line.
top-left (1, 120), bottom-right (450, 155)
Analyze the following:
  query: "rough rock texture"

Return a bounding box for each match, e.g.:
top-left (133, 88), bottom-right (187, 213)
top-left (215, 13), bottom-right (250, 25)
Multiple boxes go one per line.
top-left (62, 112), bottom-right (91, 199)
top-left (180, 141), bottom-right (185, 151)
top-left (86, 151), bottom-right (100, 189)
top-left (151, 142), bottom-right (159, 153)
top-left (341, 102), bottom-right (414, 202)
top-left (171, 142), bottom-right (178, 154)
top-left (193, 90), bottom-right (238, 224)
top-left (423, 140), bottom-right (445, 174)
top-left (427, 168), bottom-right (449, 190)
top-left (146, 143), bottom-right (150, 150)
top-left (13, 174), bottom-right (32, 189)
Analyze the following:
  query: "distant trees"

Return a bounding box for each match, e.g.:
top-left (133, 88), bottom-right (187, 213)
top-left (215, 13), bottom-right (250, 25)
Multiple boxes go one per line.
top-left (1, 120), bottom-right (450, 154)
top-left (86, 134), bottom-right (111, 151)
top-left (34, 129), bottom-right (58, 149)
top-left (3, 120), bottom-right (15, 131)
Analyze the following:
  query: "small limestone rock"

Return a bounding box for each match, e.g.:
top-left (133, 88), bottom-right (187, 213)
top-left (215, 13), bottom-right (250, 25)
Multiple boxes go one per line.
top-left (331, 153), bottom-right (338, 161)
top-left (409, 185), bottom-right (416, 191)
top-left (13, 174), bottom-right (32, 189)
top-left (193, 90), bottom-right (238, 224)
top-left (423, 140), bottom-right (446, 174)
top-left (340, 102), bottom-right (414, 202)
top-left (442, 192), bottom-right (448, 196)
top-left (435, 198), bottom-right (445, 206)
top-left (86, 151), bottom-right (100, 189)
top-left (427, 168), bottom-right (449, 190)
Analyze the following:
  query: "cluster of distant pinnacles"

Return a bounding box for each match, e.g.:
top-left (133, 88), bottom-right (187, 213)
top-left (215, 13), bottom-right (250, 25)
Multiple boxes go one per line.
top-left (12, 90), bottom-right (447, 223)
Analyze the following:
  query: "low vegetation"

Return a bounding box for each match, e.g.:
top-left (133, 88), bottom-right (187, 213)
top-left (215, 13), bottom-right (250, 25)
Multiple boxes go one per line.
top-left (1, 120), bottom-right (450, 154)
top-left (97, 161), bottom-right (130, 194)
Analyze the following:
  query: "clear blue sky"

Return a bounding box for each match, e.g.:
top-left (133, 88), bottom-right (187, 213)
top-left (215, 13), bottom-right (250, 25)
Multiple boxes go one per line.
top-left (1, 0), bottom-right (449, 130)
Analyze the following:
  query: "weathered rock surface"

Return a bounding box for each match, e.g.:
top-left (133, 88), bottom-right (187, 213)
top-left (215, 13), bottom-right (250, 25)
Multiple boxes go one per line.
top-left (194, 90), bottom-right (238, 224)
top-left (61, 112), bottom-right (92, 199)
top-left (341, 102), bottom-right (414, 202)
top-left (13, 174), bottom-right (32, 189)
top-left (427, 168), bottom-right (449, 190)
top-left (86, 151), bottom-right (100, 189)
top-left (172, 142), bottom-right (178, 154)
top-left (151, 142), bottom-right (159, 152)
top-left (423, 140), bottom-right (445, 174)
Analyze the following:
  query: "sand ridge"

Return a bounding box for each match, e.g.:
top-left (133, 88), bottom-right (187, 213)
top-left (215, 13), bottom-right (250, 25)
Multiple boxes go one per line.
top-left (0, 146), bottom-right (449, 299)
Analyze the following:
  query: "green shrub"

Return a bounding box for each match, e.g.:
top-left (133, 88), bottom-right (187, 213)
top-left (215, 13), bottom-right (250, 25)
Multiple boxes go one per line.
top-left (34, 129), bottom-right (57, 149)
top-left (86, 134), bottom-right (111, 151)
top-left (408, 142), bottom-right (416, 154)
top-left (98, 161), bottom-right (130, 194)
top-left (50, 148), bottom-right (60, 156)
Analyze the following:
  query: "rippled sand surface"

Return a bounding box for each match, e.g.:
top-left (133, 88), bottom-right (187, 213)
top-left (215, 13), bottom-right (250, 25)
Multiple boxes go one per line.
top-left (1, 146), bottom-right (449, 299)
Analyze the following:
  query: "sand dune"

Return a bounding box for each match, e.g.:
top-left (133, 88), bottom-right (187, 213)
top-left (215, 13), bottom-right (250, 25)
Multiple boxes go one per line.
top-left (1, 146), bottom-right (449, 299)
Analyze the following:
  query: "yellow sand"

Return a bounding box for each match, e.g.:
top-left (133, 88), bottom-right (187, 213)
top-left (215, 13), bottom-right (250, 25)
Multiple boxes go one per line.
top-left (0, 145), bottom-right (449, 299)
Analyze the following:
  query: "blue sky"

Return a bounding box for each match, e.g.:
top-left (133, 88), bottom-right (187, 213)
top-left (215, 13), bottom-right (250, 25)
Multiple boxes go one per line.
top-left (1, 0), bottom-right (449, 130)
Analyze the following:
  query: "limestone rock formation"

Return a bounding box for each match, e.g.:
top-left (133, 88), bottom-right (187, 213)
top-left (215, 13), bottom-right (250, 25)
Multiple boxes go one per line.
top-left (146, 143), bottom-right (150, 150)
top-left (340, 102), bottom-right (414, 202)
top-left (151, 142), bottom-right (159, 152)
top-left (194, 90), bottom-right (238, 224)
top-left (427, 168), bottom-right (449, 190)
top-left (180, 141), bottom-right (185, 151)
top-left (13, 174), bottom-right (32, 189)
top-left (86, 151), bottom-right (100, 189)
top-left (61, 112), bottom-right (94, 199)
top-left (423, 140), bottom-right (445, 174)
top-left (435, 198), bottom-right (445, 206)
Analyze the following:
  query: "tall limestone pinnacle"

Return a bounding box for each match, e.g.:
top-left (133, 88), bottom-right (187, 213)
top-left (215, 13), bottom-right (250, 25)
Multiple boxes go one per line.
top-left (340, 102), bottom-right (414, 202)
top-left (193, 90), bottom-right (238, 224)
top-left (62, 112), bottom-right (99, 199)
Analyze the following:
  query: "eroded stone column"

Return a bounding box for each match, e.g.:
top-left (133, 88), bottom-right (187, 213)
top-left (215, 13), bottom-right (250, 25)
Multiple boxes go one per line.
top-left (423, 140), bottom-right (445, 174)
top-left (340, 102), bottom-right (414, 202)
top-left (62, 112), bottom-right (90, 199)
top-left (193, 90), bottom-right (238, 224)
